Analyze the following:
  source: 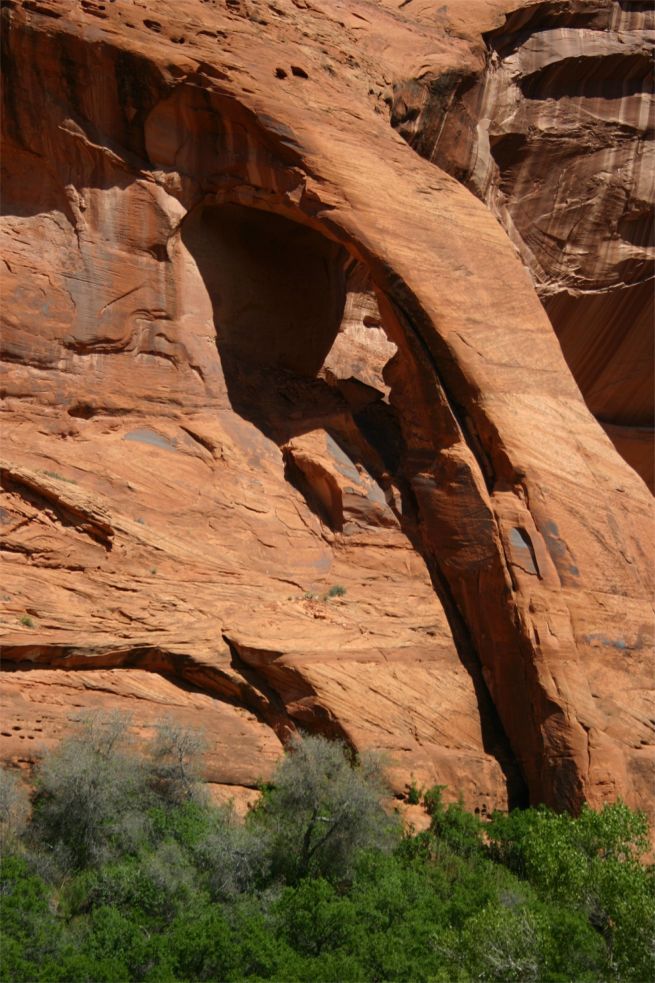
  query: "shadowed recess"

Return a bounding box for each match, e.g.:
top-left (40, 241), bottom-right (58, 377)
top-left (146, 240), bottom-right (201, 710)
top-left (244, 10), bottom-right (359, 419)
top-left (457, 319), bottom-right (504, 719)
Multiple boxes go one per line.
top-left (182, 203), bottom-right (347, 376)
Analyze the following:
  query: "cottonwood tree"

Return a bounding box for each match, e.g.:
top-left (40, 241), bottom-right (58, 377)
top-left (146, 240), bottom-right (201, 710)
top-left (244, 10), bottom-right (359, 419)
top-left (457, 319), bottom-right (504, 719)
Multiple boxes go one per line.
top-left (31, 712), bottom-right (150, 872)
top-left (0, 768), bottom-right (30, 848)
top-left (255, 734), bottom-right (398, 883)
top-left (147, 719), bottom-right (206, 806)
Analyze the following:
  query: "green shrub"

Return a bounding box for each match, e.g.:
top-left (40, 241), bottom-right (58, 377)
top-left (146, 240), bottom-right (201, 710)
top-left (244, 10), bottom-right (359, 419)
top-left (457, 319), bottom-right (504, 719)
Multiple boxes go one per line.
top-left (406, 780), bottom-right (422, 805)
top-left (253, 734), bottom-right (399, 883)
top-left (486, 801), bottom-right (655, 981)
top-left (3, 718), bottom-right (653, 982)
top-left (325, 584), bottom-right (346, 598)
top-left (31, 713), bottom-right (151, 872)
top-left (0, 854), bottom-right (64, 979)
top-left (424, 784), bottom-right (485, 858)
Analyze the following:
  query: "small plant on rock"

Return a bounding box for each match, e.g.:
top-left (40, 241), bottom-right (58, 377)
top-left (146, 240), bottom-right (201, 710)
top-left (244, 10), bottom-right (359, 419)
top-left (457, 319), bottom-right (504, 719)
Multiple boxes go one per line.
top-left (325, 585), bottom-right (346, 599)
top-left (406, 780), bottom-right (423, 806)
top-left (42, 470), bottom-right (76, 484)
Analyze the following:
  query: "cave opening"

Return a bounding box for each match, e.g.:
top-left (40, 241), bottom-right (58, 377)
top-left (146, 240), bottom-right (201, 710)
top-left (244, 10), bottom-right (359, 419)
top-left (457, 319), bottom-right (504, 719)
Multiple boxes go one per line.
top-left (182, 203), bottom-right (347, 379)
top-left (180, 201), bottom-right (351, 454)
top-left (180, 201), bottom-right (400, 455)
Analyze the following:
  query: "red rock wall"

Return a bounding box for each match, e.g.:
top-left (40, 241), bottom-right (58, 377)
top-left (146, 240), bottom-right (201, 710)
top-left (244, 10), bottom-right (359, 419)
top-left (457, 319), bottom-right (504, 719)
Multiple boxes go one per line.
top-left (1, 0), bottom-right (653, 823)
top-left (390, 0), bottom-right (654, 491)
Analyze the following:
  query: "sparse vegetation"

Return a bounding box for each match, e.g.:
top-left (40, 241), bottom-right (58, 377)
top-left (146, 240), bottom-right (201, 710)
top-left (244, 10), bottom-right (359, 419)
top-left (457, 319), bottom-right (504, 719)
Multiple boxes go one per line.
top-left (0, 771), bottom-right (29, 848)
top-left (18, 615), bottom-right (34, 629)
top-left (41, 470), bottom-right (77, 484)
top-left (325, 584), bottom-right (346, 598)
top-left (406, 779), bottom-right (423, 805)
top-left (300, 586), bottom-right (347, 603)
top-left (1, 715), bottom-right (653, 982)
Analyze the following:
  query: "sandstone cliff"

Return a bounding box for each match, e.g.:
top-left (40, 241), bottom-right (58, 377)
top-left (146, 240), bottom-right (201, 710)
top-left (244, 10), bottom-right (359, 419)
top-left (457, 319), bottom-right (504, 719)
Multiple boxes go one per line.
top-left (1, 0), bottom-right (653, 823)
top-left (390, 0), bottom-right (654, 490)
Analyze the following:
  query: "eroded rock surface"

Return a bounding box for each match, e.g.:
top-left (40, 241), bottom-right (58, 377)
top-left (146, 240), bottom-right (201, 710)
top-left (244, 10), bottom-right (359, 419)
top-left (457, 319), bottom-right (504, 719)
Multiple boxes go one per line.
top-left (390, 0), bottom-right (654, 490)
top-left (1, 0), bottom-right (653, 822)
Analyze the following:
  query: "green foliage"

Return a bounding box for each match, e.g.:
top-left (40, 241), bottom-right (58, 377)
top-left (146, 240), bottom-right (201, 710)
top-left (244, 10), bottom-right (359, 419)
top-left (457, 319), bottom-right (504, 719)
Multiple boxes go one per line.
top-left (276, 879), bottom-right (358, 957)
top-left (66, 843), bottom-right (197, 922)
top-left (486, 802), bottom-right (655, 981)
top-left (406, 779), bottom-right (422, 805)
top-left (147, 799), bottom-right (215, 850)
top-left (0, 853), bottom-right (66, 981)
top-left (18, 615), bottom-right (34, 628)
top-left (253, 734), bottom-right (398, 883)
top-left (162, 904), bottom-right (238, 981)
top-left (424, 784), bottom-right (485, 858)
top-left (325, 584), bottom-right (346, 598)
top-left (2, 717), bottom-right (653, 983)
top-left (31, 712), bottom-right (151, 872)
top-left (423, 782), bottom-right (447, 816)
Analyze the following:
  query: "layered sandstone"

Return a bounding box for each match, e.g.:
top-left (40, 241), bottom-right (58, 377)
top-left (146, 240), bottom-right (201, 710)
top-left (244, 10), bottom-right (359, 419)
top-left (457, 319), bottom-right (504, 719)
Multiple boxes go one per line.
top-left (1, 0), bottom-right (653, 823)
top-left (389, 0), bottom-right (654, 489)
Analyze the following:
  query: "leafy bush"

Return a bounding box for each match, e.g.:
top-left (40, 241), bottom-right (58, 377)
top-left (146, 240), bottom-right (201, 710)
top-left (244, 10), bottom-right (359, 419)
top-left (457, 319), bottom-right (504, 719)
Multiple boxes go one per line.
top-left (0, 854), bottom-right (79, 982)
top-left (486, 802), bottom-right (655, 980)
top-left (30, 713), bottom-right (151, 872)
top-left (253, 734), bottom-right (398, 883)
top-left (406, 780), bottom-right (422, 805)
top-left (1, 716), bottom-right (653, 982)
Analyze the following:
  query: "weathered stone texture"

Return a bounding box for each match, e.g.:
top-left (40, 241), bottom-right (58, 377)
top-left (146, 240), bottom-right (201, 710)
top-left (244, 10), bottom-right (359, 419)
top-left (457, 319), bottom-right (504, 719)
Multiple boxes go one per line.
top-left (1, 0), bottom-right (653, 823)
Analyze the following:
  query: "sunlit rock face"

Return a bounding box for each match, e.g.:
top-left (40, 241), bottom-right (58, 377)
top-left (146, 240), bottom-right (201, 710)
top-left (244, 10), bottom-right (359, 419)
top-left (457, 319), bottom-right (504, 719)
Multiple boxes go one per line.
top-left (390, 0), bottom-right (654, 491)
top-left (0, 0), bottom-right (653, 827)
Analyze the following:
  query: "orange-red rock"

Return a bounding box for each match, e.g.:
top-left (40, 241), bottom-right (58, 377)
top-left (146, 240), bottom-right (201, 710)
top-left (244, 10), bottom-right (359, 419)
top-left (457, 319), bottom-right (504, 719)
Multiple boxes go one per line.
top-left (1, 0), bottom-right (653, 823)
top-left (390, 0), bottom-right (654, 490)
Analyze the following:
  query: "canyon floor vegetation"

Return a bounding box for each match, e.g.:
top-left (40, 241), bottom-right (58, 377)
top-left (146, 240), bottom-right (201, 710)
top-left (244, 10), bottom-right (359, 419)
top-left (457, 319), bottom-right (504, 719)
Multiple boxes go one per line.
top-left (1, 715), bottom-right (653, 982)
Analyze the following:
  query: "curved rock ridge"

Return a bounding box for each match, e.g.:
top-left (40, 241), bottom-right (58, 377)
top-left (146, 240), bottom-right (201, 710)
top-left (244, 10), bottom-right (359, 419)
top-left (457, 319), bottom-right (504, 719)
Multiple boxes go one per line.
top-left (1, 0), bottom-right (653, 823)
top-left (389, 0), bottom-right (654, 491)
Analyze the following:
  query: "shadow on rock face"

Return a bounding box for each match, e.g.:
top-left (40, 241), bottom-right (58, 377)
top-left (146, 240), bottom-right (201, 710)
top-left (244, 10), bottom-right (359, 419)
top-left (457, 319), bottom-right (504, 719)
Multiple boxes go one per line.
top-left (181, 202), bottom-right (349, 439)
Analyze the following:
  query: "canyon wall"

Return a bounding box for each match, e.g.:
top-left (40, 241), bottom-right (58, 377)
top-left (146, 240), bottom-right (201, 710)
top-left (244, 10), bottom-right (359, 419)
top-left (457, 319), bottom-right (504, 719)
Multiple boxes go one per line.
top-left (1, 0), bottom-right (653, 822)
top-left (390, 0), bottom-right (654, 490)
